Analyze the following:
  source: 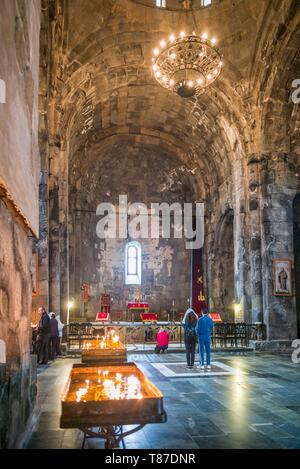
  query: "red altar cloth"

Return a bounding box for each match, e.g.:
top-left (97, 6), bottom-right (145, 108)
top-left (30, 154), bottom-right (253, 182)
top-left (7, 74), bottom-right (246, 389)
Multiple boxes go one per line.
top-left (140, 313), bottom-right (157, 322)
top-left (209, 313), bottom-right (222, 323)
top-left (95, 312), bottom-right (110, 321)
top-left (127, 302), bottom-right (149, 310)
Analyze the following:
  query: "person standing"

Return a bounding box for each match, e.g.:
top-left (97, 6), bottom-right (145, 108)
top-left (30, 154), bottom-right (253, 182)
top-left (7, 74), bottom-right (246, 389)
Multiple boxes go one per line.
top-left (36, 307), bottom-right (50, 365)
top-left (196, 308), bottom-right (214, 370)
top-left (49, 313), bottom-right (59, 360)
top-left (182, 308), bottom-right (198, 369)
top-left (55, 314), bottom-right (64, 356)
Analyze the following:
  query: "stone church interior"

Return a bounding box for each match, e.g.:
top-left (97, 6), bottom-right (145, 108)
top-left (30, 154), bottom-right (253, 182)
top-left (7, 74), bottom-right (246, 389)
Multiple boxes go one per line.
top-left (0, 0), bottom-right (300, 451)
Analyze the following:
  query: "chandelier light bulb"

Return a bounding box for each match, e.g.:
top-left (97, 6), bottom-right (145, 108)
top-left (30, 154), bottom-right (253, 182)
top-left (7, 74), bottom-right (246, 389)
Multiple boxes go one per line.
top-left (188, 80), bottom-right (193, 87)
top-left (169, 34), bottom-right (175, 42)
top-left (202, 32), bottom-right (208, 40)
top-left (171, 53), bottom-right (176, 59)
top-left (180, 31), bottom-right (186, 37)
top-left (152, 64), bottom-right (158, 70)
top-left (219, 61), bottom-right (223, 66)
top-left (211, 37), bottom-right (217, 44)
top-left (170, 79), bottom-right (175, 85)
top-left (162, 76), bottom-right (167, 82)
top-left (197, 78), bottom-right (203, 85)
top-left (156, 70), bottom-right (161, 77)
top-left (207, 74), bottom-right (212, 80)
top-left (153, 48), bottom-right (160, 56)
top-left (160, 40), bottom-right (166, 48)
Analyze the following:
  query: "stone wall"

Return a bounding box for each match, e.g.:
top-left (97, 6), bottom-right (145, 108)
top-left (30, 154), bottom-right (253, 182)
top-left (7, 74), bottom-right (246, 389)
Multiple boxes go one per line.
top-left (0, 202), bottom-right (37, 449)
top-left (0, 0), bottom-right (41, 234)
top-left (0, 0), bottom-right (40, 448)
top-left (71, 230), bottom-right (191, 320)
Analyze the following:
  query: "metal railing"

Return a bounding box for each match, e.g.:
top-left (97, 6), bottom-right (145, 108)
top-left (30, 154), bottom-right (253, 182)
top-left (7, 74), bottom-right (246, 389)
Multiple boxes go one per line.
top-left (64, 322), bottom-right (266, 350)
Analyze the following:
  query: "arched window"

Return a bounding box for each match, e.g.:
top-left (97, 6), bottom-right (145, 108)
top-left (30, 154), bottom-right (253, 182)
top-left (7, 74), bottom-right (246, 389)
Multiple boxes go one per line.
top-left (125, 241), bottom-right (141, 285)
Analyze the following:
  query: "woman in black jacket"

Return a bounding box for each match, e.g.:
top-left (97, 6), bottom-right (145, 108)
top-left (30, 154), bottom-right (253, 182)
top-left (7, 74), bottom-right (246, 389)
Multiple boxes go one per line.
top-left (182, 309), bottom-right (198, 369)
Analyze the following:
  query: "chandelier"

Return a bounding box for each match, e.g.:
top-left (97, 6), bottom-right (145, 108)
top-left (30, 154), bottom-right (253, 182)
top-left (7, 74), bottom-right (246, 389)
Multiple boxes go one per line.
top-left (151, 4), bottom-right (223, 98)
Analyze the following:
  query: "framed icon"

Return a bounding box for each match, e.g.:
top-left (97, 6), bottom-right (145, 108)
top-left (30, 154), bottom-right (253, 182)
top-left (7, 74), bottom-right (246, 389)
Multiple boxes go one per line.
top-left (273, 259), bottom-right (292, 296)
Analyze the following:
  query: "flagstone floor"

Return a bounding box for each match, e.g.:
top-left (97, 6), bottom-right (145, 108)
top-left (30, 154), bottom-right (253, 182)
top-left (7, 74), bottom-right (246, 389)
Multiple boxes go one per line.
top-left (27, 352), bottom-right (300, 449)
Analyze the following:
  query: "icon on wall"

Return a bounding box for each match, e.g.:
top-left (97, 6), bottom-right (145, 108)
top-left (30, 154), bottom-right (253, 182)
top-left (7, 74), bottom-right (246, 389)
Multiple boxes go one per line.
top-left (273, 259), bottom-right (292, 296)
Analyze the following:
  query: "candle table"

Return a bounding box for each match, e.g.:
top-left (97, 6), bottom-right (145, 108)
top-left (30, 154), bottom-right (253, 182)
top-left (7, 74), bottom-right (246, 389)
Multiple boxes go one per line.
top-left (60, 363), bottom-right (167, 448)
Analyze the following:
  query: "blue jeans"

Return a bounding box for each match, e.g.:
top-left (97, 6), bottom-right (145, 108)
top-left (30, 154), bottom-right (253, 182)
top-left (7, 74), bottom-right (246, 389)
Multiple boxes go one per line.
top-left (199, 334), bottom-right (211, 366)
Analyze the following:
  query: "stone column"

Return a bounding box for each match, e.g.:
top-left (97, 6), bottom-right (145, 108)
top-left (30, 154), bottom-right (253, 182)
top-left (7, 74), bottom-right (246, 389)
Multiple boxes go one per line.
top-left (58, 146), bottom-right (69, 322)
top-left (247, 156), bottom-right (263, 323)
top-left (48, 138), bottom-right (61, 314)
top-left (233, 158), bottom-right (251, 323)
top-left (260, 153), bottom-right (297, 340)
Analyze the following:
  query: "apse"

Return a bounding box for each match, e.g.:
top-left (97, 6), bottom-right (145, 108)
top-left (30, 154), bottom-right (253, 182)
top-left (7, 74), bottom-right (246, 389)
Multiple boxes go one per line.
top-left (68, 137), bottom-right (197, 319)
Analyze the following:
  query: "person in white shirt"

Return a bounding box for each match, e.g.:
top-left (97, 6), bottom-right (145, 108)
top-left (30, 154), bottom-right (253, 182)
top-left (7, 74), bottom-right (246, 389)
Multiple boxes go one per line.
top-left (49, 312), bottom-right (64, 355)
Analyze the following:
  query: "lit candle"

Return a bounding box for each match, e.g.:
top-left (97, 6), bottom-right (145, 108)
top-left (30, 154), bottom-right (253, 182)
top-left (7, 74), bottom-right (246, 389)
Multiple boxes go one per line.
top-left (112, 334), bottom-right (119, 346)
top-left (76, 387), bottom-right (87, 402)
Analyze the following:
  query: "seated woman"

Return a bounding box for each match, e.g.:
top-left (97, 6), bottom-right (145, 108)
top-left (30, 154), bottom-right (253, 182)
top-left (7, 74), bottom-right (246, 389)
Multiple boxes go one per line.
top-left (155, 327), bottom-right (169, 354)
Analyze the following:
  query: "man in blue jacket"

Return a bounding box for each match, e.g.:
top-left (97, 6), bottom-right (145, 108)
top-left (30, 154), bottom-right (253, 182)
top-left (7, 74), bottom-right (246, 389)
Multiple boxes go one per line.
top-left (196, 308), bottom-right (214, 370)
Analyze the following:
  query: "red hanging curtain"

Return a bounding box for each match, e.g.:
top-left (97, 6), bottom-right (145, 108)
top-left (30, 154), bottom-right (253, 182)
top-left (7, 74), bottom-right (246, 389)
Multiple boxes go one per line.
top-left (192, 248), bottom-right (207, 315)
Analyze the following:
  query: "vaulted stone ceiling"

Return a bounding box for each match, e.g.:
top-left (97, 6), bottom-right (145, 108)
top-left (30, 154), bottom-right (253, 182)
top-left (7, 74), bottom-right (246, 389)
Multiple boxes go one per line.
top-left (47, 0), bottom-right (300, 203)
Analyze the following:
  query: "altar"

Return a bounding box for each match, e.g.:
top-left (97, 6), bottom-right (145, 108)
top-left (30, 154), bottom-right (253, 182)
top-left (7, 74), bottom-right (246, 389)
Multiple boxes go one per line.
top-left (90, 321), bottom-right (182, 347)
top-left (127, 302), bottom-right (149, 322)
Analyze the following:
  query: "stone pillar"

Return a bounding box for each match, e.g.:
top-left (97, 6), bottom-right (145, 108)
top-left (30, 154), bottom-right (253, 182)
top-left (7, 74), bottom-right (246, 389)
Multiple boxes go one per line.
top-left (260, 154), bottom-right (297, 340)
top-left (247, 156), bottom-right (263, 323)
top-left (233, 158), bottom-right (251, 323)
top-left (32, 0), bottom-right (51, 313)
top-left (48, 138), bottom-right (61, 314)
top-left (58, 146), bottom-right (69, 322)
top-left (32, 170), bottom-right (49, 313)
top-left (48, 140), bottom-right (70, 323)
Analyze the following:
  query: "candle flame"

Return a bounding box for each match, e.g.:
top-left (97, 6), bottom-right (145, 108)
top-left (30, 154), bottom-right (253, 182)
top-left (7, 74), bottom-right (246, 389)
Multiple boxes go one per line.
top-left (75, 371), bottom-right (143, 402)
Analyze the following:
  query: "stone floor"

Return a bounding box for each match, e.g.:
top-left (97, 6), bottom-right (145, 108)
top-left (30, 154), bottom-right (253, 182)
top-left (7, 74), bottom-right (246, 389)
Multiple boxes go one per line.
top-left (27, 352), bottom-right (300, 449)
